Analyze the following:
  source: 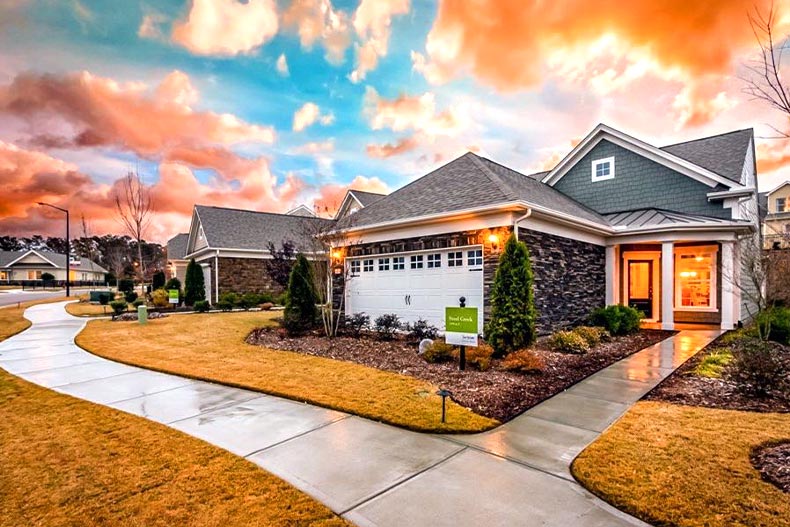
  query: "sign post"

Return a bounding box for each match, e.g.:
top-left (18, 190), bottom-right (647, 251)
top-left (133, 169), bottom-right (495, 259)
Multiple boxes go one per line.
top-left (445, 297), bottom-right (478, 371)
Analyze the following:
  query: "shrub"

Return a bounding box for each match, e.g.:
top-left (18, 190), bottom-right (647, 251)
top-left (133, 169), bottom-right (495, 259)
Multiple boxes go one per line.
top-left (590, 305), bottom-right (643, 336)
top-left (728, 338), bottom-right (788, 398)
top-left (283, 254), bottom-right (319, 335)
top-left (485, 233), bottom-right (537, 356)
top-left (151, 288), bottom-right (169, 308)
top-left (373, 313), bottom-right (401, 340)
top-left (216, 301), bottom-right (233, 312)
top-left (124, 291), bottom-right (138, 303)
top-left (219, 292), bottom-right (240, 306)
top-left (422, 341), bottom-right (455, 363)
top-left (131, 298), bottom-right (145, 308)
top-left (502, 349), bottom-right (545, 374)
top-left (98, 293), bottom-right (110, 305)
top-left (345, 312), bottom-right (370, 338)
top-left (756, 307), bottom-right (790, 345)
top-left (573, 326), bottom-right (610, 347)
top-left (152, 271), bottom-right (166, 290)
top-left (549, 330), bottom-right (591, 354)
top-left (109, 300), bottom-right (127, 316)
top-left (693, 348), bottom-right (733, 378)
top-left (118, 279), bottom-right (134, 293)
top-left (461, 343), bottom-right (494, 371)
top-left (193, 300), bottom-right (210, 313)
top-left (407, 318), bottom-right (439, 341)
top-left (41, 272), bottom-right (55, 282)
top-left (718, 328), bottom-right (753, 346)
top-left (184, 259), bottom-right (205, 306)
top-left (259, 302), bottom-right (274, 311)
top-left (238, 292), bottom-right (260, 311)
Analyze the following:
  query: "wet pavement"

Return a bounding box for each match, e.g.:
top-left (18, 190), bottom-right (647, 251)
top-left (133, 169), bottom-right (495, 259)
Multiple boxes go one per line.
top-left (0, 301), bottom-right (720, 527)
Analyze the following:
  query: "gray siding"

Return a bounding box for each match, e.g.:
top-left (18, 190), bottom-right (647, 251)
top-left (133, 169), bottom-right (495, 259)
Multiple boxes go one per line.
top-left (553, 140), bottom-right (731, 218)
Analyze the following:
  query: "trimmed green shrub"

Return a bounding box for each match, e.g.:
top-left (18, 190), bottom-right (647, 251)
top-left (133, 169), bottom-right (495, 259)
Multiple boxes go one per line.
top-left (407, 318), bottom-right (439, 341)
top-left (239, 292), bottom-right (260, 310)
top-left (756, 307), bottom-right (790, 345)
top-left (98, 293), bottom-right (110, 306)
top-left (41, 272), bottom-right (55, 282)
top-left (184, 259), bottom-right (205, 306)
top-left (283, 254), bottom-right (318, 335)
top-left (549, 330), bottom-right (591, 354)
top-left (216, 301), bottom-right (233, 312)
top-left (345, 313), bottom-right (370, 338)
top-left (728, 338), bottom-right (788, 398)
top-left (109, 300), bottom-right (127, 316)
top-left (118, 279), bottom-right (134, 293)
top-left (193, 300), bottom-right (210, 313)
top-left (502, 349), bottom-right (545, 374)
top-left (164, 277), bottom-right (181, 292)
top-left (422, 341), bottom-right (455, 363)
top-left (219, 292), bottom-right (240, 306)
top-left (124, 291), bottom-right (138, 303)
top-left (590, 305), bottom-right (643, 336)
top-left (374, 313), bottom-right (402, 340)
top-left (485, 233), bottom-right (537, 356)
top-left (573, 326), bottom-right (610, 347)
top-left (152, 271), bottom-right (166, 291)
top-left (131, 298), bottom-right (145, 308)
top-left (274, 292), bottom-right (287, 306)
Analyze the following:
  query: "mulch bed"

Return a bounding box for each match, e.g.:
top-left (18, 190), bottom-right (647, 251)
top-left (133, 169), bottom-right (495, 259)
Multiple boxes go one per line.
top-left (751, 441), bottom-right (790, 493)
top-left (246, 328), bottom-right (673, 423)
top-left (645, 334), bottom-right (790, 413)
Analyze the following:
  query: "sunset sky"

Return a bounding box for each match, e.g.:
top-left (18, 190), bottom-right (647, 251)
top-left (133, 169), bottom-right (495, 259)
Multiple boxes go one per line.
top-left (2, 0), bottom-right (790, 243)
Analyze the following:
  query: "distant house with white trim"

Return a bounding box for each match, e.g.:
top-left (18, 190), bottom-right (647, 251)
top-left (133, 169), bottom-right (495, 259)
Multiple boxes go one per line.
top-left (0, 250), bottom-right (106, 285)
top-left (762, 180), bottom-right (790, 249)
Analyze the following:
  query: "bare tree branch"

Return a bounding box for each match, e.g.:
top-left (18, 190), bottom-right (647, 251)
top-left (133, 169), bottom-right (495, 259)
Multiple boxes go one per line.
top-left (114, 171), bottom-right (153, 283)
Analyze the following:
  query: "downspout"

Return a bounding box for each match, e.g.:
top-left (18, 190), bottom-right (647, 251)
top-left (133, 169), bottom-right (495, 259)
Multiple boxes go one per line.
top-left (513, 208), bottom-right (532, 239)
top-left (215, 250), bottom-right (219, 304)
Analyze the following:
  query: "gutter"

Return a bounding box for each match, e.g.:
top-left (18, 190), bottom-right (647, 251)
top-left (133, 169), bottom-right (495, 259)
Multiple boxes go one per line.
top-left (707, 187), bottom-right (756, 201)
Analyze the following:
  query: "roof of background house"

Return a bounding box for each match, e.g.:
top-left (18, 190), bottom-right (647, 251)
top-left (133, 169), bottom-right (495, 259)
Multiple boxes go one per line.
top-left (166, 233), bottom-right (189, 260)
top-left (604, 208), bottom-right (750, 229)
top-left (0, 250), bottom-right (107, 273)
top-left (193, 205), bottom-right (335, 253)
top-left (335, 152), bottom-right (608, 229)
top-left (348, 189), bottom-right (386, 207)
top-left (660, 129), bottom-right (753, 184)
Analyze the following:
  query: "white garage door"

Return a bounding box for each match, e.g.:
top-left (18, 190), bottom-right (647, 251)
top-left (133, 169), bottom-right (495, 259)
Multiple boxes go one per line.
top-left (345, 246), bottom-right (484, 333)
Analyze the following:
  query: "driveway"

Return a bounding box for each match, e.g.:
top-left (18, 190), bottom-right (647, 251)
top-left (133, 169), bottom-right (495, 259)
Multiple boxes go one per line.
top-left (0, 301), bottom-right (720, 526)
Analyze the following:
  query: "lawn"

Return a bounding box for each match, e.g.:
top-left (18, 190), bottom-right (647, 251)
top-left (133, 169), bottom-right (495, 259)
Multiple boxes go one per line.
top-left (65, 301), bottom-right (113, 317)
top-left (0, 296), bottom-right (78, 341)
top-left (572, 401), bottom-right (790, 527)
top-left (76, 312), bottom-right (498, 432)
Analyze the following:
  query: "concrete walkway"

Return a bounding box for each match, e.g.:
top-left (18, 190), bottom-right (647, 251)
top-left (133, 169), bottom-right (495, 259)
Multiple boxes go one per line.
top-left (0, 302), bottom-right (720, 527)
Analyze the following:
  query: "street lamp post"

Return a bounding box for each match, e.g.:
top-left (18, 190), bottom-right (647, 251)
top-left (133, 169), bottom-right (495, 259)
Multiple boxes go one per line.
top-left (37, 203), bottom-right (70, 297)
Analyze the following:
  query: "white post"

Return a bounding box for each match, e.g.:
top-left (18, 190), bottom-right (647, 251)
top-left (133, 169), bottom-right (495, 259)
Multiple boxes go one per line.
top-left (720, 241), bottom-right (735, 330)
top-left (661, 241), bottom-right (674, 330)
top-left (605, 245), bottom-right (617, 305)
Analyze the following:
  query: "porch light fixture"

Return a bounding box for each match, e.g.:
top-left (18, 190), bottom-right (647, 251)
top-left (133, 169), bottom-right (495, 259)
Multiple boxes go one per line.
top-left (487, 233), bottom-right (499, 249)
top-left (331, 250), bottom-right (342, 260)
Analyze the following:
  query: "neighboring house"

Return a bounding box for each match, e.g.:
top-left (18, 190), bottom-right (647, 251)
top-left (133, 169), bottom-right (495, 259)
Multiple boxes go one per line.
top-left (762, 181), bottom-right (790, 249)
top-left (182, 205), bottom-right (335, 303)
top-left (332, 124), bottom-right (759, 333)
top-left (166, 233), bottom-right (189, 284)
top-left (335, 189), bottom-right (386, 219)
top-left (0, 250), bottom-right (107, 284)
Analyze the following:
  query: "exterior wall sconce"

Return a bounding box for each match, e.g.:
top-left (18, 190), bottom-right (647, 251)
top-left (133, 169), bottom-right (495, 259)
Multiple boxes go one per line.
top-left (487, 233), bottom-right (500, 251)
top-left (331, 249), bottom-right (343, 260)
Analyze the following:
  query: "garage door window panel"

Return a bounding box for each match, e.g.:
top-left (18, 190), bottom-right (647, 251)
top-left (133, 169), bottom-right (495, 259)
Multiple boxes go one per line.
top-left (379, 258), bottom-right (390, 271)
top-left (410, 255), bottom-right (424, 269)
top-left (468, 249), bottom-right (483, 267)
top-left (363, 259), bottom-right (374, 272)
top-left (393, 257), bottom-right (405, 270)
top-left (427, 254), bottom-right (441, 268)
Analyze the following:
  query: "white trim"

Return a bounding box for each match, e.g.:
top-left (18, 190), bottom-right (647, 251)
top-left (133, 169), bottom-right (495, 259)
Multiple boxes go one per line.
top-left (622, 250), bottom-right (661, 323)
top-left (720, 241), bottom-right (735, 330)
top-left (542, 124), bottom-right (745, 190)
top-left (591, 156), bottom-right (615, 182)
top-left (661, 242), bottom-right (674, 330)
top-left (673, 245), bottom-right (718, 313)
top-left (286, 204), bottom-right (317, 217)
top-left (605, 245), bottom-right (618, 304)
top-left (765, 180), bottom-right (790, 196)
top-left (707, 188), bottom-right (755, 201)
top-left (5, 250), bottom-right (60, 269)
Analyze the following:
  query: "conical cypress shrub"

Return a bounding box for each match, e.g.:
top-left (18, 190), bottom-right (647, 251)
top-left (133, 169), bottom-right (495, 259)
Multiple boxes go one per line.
top-left (284, 254), bottom-right (318, 334)
top-left (184, 258), bottom-right (205, 306)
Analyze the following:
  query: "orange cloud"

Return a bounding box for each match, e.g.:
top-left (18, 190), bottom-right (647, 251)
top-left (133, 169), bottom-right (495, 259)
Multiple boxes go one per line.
top-left (283, 0), bottom-right (352, 65)
top-left (292, 102), bottom-right (334, 132)
top-left (349, 0), bottom-right (410, 82)
top-left (757, 139), bottom-right (790, 174)
top-left (363, 87), bottom-right (467, 137)
top-left (313, 175), bottom-right (388, 214)
top-left (366, 136), bottom-right (418, 158)
top-left (172, 0), bottom-right (279, 56)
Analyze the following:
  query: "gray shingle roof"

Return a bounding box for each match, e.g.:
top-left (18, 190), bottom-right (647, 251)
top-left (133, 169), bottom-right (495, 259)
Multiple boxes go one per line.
top-left (193, 205), bottom-right (335, 253)
top-left (336, 152), bottom-right (608, 229)
top-left (0, 250), bottom-right (107, 272)
top-left (604, 208), bottom-right (747, 229)
top-left (166, 233), bottom-right (189, 260)
top-left (660, 129), bottom-right (753, 184)
top-left (348, 189), bottom-right (386, 207)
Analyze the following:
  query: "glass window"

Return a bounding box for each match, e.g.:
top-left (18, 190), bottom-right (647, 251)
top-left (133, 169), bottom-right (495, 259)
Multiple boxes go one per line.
top-left (410, 255), bottom-right (424, 269)
top-left (378, 258), bottom-right (390, 271)
top-left (777, 197), bottom-right (787, 212)
top-left (350, 260), bottom-right (360, 274)
top-left (27, 270), bottom-right (42, 280)
top-left (675, 250), bottom-right (716, 309)
top-left (448, 251), bottom-right (463, 267)
top-left (591, 157), bottom-right (615, 182)
top-left (467, 249), bottom-right (483, 267)
top-left (363, 259), bottom-right (374, 272)
top-left (427, 254), bottom-right (441, 268)
top-left (393, 256), bottom-right (405, 270)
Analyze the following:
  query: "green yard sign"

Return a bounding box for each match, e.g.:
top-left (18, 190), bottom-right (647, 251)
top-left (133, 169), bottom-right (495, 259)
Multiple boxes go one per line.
top-left (168, 289), bottom-right (179, 304)
top-left (445, 307), bottom-right (478, 347)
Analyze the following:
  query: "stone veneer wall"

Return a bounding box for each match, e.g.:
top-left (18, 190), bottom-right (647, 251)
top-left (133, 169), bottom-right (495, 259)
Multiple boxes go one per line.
top-left (216, 257), bottom-right (285, 301)
top-left (518, 228), bottom-right (606, 332)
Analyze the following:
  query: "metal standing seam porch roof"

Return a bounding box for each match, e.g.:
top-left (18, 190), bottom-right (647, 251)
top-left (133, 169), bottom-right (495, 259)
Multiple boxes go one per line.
top-left (604, 208), bottom-right (752, 230)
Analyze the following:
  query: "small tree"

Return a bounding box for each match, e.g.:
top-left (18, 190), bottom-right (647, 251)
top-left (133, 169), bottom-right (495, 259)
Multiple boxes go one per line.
top-left (283, 254), bottom-right (318, 334)
top-left (485, 233), bottom-right (537, 356)
top-left (152, 270), bottom-right (166, 290)
top-left (41, 272), bottom-right (55, 282)
top-left (266, 240), bottom-right (296, 289)
top-left (184, 259), bottom-right (205, 306)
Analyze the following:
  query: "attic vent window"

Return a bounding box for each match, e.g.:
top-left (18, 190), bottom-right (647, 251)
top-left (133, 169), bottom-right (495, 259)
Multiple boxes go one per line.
top-left (591, 157), bottom-right (615, 182)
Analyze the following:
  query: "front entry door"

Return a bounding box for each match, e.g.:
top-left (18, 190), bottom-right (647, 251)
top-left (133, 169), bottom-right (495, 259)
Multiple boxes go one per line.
top-left (628, 260), bottom-right (653, 319)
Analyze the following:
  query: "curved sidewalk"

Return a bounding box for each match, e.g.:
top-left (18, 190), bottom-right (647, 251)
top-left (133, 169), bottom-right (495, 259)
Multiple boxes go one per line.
top-left (0, 301), bottom-right (720, 527)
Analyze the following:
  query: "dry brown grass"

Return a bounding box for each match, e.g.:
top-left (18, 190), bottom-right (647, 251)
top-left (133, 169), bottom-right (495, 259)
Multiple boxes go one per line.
top-left (77, 312), bottom-right (498, 433)
top-left (65, 301), bottom-right (114, 317)
top-left (0, 297), bottom-right (78, 341)
top-left (0, 368), bottom-right (349, 527)
top-left (572, 401), bottom-right (790, 527)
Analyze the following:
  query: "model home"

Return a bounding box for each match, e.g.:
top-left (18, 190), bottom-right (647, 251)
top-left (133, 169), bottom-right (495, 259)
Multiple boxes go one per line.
top-left (0, 250), bottom-right (107, 284)
top-left (332, 124), bottom-right (759, 333)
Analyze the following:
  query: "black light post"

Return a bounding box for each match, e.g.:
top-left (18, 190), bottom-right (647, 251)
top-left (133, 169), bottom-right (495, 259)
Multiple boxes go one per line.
top-left (437, 389), bottom-right (452, 423)
top-left (37, 202), bottom-right (70, 297)
top-left (458, 296), bottom-right (466, 371)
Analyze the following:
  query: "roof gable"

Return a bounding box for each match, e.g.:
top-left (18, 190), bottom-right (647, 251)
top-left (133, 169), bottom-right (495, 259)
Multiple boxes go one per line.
top-left (766, 180), bottom-right (790, 196)
top-left (660, 129), bottom-right (753, 184)
top-left (167, 233), bottom-right (189, 260)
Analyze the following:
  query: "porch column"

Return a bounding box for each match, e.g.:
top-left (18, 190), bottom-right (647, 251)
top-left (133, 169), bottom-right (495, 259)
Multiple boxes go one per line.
top-left (605, 245), bottom-right (618, 305)
top-left (661, 241), bottom-right (674, 330)
top-left (720, 240), bottom-right (735, 330)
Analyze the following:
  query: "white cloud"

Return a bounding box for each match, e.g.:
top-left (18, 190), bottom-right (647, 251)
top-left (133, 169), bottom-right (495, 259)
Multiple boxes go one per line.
top-left (276, 53), bottom-right (289, 76)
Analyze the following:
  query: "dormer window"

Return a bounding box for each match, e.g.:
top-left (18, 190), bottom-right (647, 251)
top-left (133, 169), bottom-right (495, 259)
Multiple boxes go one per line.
top-left (591, 157), bottom-right (615, 182)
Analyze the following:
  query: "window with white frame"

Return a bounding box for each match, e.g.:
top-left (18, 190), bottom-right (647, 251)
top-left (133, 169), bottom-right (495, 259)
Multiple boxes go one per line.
top-left (448, 251), bottom-right (463, 267)
top-left (675, 246), bottom-right (717, 310)
top-left (350, 260), bottom-right (360, 274)
top-left (363, 259), bottom-right (374, 272)
top-left (427, 253), bottom-right (441, 268)
top-left (410, 255), bottom-right (424, 269)
top-left (378, 258), bottom-right (390, 271)
top-left (393, 256), bottom-right (405, 270)
top-left (591, 157), bottom-right (615, 182)
top-left (777, 197), bottom-right (787, 212)
top-left (27, 270), bottom-right (42, 280)
top-left (467, 249), bottom-right (483, 267)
